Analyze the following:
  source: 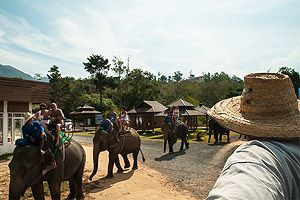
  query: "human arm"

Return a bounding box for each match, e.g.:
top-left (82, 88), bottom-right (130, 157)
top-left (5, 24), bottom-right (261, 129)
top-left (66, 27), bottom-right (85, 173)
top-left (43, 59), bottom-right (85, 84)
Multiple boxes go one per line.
top-left (206, 140), bottom-right (300, 200)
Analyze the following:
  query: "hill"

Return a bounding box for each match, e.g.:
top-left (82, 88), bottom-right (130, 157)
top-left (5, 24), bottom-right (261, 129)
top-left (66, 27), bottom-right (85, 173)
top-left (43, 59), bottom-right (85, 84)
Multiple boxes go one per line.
top-left (0, 64), bottom-right (48, 82)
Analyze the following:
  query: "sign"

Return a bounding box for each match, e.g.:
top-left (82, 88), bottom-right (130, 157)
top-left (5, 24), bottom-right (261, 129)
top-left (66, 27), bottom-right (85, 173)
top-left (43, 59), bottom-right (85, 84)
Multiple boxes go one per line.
top-left (95, 114), bottom-right (103, 125)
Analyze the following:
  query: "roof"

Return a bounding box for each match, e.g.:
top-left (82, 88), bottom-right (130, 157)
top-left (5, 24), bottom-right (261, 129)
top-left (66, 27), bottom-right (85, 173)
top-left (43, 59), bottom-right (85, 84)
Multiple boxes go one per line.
top-left (70, 110), bottom-right (101, 115)
top-left (181, 109), bottom-right (206, 116)
top-left (167, 99), bottom-right (195, 108)
top-left (0, 76), bottom-right (49, 103)
top-left (128, 100), bottom-right (167, 114)
top-left (76, 105), bottom-right (95, 111)
top-left (194, 105), bottom-right (210, 115)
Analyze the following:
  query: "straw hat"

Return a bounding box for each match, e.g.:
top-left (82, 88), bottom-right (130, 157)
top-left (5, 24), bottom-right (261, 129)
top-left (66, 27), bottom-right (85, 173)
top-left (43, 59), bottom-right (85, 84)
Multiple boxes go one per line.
top-left (207, 73), bottom-right (300, 139)
top-left (24, 112), bottom-right (35, 124)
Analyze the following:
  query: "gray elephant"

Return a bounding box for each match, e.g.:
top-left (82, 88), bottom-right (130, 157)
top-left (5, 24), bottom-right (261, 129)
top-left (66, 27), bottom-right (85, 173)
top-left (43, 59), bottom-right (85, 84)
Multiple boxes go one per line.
top-left (89, 127), bottom-right (145, 180)
top-left (161, 121), bottom-right (189, 153)
top-left (9, 139), bottom-right (86, 200)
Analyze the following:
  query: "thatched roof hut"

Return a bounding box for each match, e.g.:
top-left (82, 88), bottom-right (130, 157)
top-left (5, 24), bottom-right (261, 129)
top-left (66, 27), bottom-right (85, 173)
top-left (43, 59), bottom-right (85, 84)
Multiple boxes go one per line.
top-left (128, 101), bottom-right (167, 131)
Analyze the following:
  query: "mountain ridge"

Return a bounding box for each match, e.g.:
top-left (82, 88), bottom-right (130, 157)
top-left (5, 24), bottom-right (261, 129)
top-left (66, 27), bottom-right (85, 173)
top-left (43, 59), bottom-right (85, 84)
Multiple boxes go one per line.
top-left (0, 64), bottom-right (48, 82)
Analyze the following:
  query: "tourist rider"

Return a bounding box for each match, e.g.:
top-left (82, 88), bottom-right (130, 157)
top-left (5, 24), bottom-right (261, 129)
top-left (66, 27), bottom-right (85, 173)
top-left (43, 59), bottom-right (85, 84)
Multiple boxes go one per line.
top-left (43, 103), bottom-right (65, 146)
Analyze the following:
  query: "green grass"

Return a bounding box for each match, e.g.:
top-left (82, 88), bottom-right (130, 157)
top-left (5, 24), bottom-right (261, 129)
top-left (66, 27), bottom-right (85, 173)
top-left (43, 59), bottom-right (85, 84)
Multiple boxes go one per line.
top-left (0, 153), bottom-right (12, 160)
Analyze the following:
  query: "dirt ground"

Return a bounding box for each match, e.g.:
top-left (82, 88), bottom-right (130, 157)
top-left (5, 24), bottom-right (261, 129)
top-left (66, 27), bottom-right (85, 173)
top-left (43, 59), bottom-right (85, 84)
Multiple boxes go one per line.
top-left (0, 145), bottom-right (197, 200)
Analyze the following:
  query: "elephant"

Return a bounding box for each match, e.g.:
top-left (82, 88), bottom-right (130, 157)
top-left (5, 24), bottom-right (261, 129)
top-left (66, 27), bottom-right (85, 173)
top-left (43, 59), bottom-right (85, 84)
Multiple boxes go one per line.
top-left (208, 118), bottom-right (230, 144)
top-left (161, 121), bottom-right (189, 153)
top-left (9, 138), bottom-right (86, 200)
top-left (89, 126), bottom-right (145, 180)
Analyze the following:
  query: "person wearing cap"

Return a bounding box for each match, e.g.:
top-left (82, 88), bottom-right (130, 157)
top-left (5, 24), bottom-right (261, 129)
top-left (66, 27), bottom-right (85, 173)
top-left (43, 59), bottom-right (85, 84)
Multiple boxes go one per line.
top-left (44, 102), bottom-right (65, 146)
top-left (22, 112), bottom-right (46, 154)
top-left (206, 73), bottom-right (300, 200)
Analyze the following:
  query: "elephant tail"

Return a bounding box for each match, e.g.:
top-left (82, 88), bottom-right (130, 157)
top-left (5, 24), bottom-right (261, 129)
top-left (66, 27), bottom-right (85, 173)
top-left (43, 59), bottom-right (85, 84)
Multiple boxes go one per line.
top-left (139, 148), bottom-right (146, 162)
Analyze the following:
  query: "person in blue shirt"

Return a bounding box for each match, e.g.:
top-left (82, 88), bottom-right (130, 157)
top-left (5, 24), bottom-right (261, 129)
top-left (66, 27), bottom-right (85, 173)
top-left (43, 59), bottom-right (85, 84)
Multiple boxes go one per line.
top-left (22, 112), bottom-right (46, 154)
top-left (22, 112), bottom-right (57, 173)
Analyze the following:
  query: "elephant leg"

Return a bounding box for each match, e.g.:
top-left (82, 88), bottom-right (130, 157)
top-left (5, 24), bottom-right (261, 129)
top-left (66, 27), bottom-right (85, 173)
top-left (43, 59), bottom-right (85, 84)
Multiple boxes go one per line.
top-left (168, 139), bottom-right (174, 153)
top-left (208, 130), bottom-right (212, 143)
top-left (115, 155), bottom-right (124, 173)
top-left (227, 132), bottom-right (230, 143)
top-left (213, 130), bottom-right (218, 144)
top-left (180, 138), bottom-right (184, 150)
top-left (31, 180), bottom-right (45, 200)
top-left (219, 132), bottom-right (223, 142)
top-left (74, 162), bottom-right (85, 200)
top-left (106, 153), bottom-right (116, 178)
top-left (121, 154), bottom-right (130, 168)
top-left (48, 180), bottom-right (61, 200)
top-left (66, 178), bottom-right (76, 200)
top-left (132, 149), bottom-right (139, 170)
top-left (185, 135), bottom-right (189, 149)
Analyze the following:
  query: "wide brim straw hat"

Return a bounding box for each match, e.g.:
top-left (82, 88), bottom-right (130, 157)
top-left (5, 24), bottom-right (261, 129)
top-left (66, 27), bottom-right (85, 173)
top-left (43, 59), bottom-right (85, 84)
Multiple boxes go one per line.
top-left (24, 112), bottom-right (35, 124)
top-left (207, 73), bottom-right (300, 139)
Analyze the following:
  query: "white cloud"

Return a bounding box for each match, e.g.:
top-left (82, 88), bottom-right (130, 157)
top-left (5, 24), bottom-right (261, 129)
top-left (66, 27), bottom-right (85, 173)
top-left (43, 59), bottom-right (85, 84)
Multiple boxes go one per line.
top-left (0, 0), bottom-right (299, 79)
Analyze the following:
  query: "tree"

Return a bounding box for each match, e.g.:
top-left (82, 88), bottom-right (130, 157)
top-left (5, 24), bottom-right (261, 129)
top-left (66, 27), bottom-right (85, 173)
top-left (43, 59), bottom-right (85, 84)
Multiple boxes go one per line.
top-left (188, 70), bottom-right (195, 79)
top-left (34, 73), bottom-right (42, 80)
top-left (173, 71), bottom-right (183, 82)
top-left (278, 67), bottom-right (300, 97)
top-left (83, 54), bottom-right (111, 110)
top-left (47, 65), bottom-right (64, 103)
top-left (112, 56), bottom-right (128, 79)
top-left (121, 68), bottom-right (160, 108)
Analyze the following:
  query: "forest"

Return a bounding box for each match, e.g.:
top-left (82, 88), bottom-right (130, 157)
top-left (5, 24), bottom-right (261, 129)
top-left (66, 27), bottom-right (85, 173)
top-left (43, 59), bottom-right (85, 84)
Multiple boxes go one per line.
top-left (45, 54), bottom-right (299, 118)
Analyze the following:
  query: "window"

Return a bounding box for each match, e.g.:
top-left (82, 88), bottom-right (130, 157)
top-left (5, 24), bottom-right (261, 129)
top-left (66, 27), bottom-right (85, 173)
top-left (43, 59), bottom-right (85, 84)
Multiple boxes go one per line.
top-left (8, 112), bottom-right (24, 144)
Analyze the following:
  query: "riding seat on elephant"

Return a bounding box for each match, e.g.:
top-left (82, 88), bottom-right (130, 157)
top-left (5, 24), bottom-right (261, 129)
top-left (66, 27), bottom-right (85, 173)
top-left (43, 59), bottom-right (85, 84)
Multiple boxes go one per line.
top-left (89, 125), bottom-right (145, 180)
top-left (161, 120), bottom-right (189, 154)
top-left (9, 132), bottom-right (86, 200)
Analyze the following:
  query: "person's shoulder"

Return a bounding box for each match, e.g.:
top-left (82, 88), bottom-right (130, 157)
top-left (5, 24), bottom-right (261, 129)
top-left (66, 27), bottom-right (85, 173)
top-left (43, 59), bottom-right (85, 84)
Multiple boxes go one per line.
top-left (32, 120), bottom-right (41, 126)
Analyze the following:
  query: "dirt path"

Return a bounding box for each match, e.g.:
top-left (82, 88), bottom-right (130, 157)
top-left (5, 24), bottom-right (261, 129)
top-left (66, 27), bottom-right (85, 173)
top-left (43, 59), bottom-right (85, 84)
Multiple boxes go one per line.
top-left (0, 145), bottom-right (196, 200)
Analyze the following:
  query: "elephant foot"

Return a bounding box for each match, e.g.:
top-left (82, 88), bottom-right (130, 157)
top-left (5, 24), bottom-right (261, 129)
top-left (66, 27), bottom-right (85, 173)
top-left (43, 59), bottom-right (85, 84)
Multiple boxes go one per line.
top-left (186, 144), bottom-right (189, 149)
top-left (105, 174), bottom-right (114, 179)
top-left (132, 165), bottom-right (138, 170)
top-left (179, 147), bottom-right (183, 151)
top-left (117, 168), bottom-right (124, 173)
top-left (76, 194), bottom-right (85, 200)
top-left (66, 195), bottom-right (76, 200)
top-left (124, 163), bottom-right (131, 168)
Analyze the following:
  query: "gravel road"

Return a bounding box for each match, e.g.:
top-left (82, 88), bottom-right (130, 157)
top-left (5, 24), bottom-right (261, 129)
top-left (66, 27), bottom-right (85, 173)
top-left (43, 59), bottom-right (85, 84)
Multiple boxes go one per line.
top-left (74, 134), bottom-right (244, 200)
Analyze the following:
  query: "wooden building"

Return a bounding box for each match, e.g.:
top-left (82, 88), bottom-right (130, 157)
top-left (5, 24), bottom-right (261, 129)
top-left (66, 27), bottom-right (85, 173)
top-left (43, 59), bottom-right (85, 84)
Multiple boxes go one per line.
top-left (128, 101), bottom-right (167, 131)
top-left (69, 105), bottom-right (102, 130)
top-left (0, 77), bottom-right (49, 155)
top-left (167, 99), bottom-right (208, 130)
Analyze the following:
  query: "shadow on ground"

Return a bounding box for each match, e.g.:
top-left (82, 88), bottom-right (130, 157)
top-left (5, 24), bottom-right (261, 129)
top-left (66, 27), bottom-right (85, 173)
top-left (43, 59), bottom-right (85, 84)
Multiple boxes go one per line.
top-left (84, 170), bottom-right (134, 193)
top-left (154, 150), bottom-right (186, 161)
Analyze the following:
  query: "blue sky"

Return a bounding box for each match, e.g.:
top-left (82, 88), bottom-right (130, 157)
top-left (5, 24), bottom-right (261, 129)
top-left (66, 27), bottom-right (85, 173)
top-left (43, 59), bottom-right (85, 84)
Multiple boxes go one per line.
top-left (0, 0), bottom-right (299, 79)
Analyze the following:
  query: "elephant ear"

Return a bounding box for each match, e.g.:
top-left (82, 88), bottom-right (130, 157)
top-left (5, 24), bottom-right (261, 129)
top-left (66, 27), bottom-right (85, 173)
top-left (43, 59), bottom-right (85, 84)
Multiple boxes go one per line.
top-left (40, 150), bottom-right (56, 175)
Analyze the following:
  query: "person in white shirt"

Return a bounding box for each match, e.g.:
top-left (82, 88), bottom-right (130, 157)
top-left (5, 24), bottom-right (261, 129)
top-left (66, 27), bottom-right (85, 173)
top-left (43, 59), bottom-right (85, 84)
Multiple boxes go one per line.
top-left (206, 73), bottom-right (300, 200)
top-left (35, 103), bottom-right (50, 126)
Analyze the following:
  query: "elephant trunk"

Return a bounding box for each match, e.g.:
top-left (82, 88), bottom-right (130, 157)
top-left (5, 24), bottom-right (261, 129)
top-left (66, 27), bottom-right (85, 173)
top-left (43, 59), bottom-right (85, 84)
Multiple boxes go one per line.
top-left (89, 146), bottom-right (100, 181)
top-left (164, 139), bottom-right (167, 153)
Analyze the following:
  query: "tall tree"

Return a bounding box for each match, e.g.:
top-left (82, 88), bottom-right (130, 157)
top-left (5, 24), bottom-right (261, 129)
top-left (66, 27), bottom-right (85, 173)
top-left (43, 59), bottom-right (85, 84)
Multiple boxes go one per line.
top-left (121, 68), bottom-right (160, 108)
top-left (278, 67), bottom-right (300, 97)
top-left (173, 71), bottom-right (183, 82)
top-left (47, 65), bottom-right (64, 103)
top-left (83, 54), bottom-right (111, 110)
